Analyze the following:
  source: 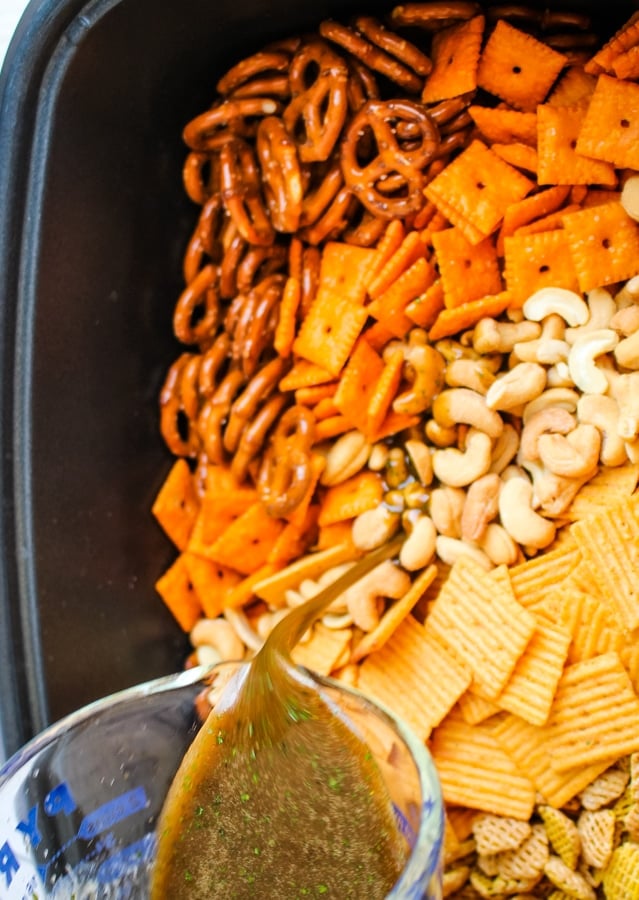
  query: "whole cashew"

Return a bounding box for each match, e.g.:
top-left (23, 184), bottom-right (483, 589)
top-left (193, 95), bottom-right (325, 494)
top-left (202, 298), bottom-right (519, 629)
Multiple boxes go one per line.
top-left (460, 473), bottom-right (501, 542)
top-left (565, 288), bottom-right (616, 344)
top-left (489, 423), bottom-right (520, 475)
top-left (399, 515), bottom-right (437, 571)
top-left (425, 419), bottom-right (458, 447)
top-left (522, 459), bottom-right (588, 517)
top-left (432, 387), bottom-right (504, 438)
top-left (498, 476), bottom-right (556, 549)
top-left (522, 388), bottom-right (580, 424)
top-left (478, 523), bottom-right (519, 566)
top-left (522, 287), bottom-right (589, 326)
top-left (472, 318), bottom-right (541, 354)
top-left (393, 343), bottom-right (446, 415)
top-left (537, 423), bottom-right (601, 479)
top-left (432, 428), bottom-right (493, 488)
top-left (341, 561), bottom-right (410, 631)
top-left (445, 357), bottom-right (498, 394)
top-left (405, 438), bottom-right (433, 485)
top-left (190, 617), bottom-right (246, 662)
top-left (321, 430), bottom-right (370, 486)
top-left (610, 372), bottom-right (639, 440)
top-left (610, 305), bottom-right (639, 335)
top-left (485, 363), bottom-right (547, 412)
top-left (577, 393), bottom-right (628, 467)
top-left (568, 329), bottom-right (619, 394)
top-left (614, 330), bottom-right (639, 369)
top-left (519, 407), bottom-right (577, 462)
top-left (429, 486), bottom-right (465, 538)
top-left (435, 535), bottom-right (493, 571)
top-left (352, 504), bottom-right (401, 550)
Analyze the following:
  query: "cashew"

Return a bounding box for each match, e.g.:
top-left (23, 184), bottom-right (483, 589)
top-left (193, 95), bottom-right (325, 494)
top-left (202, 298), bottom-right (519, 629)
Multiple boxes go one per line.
top-left (224, 607), bottom-right (263, 652)
top-left (432, 387), bottom-right (504, 438)
top-left (522, 459), bottom-right (588, 517)
top-left (519, 407), bottom-right (577, 461)
top-left (434, 338), bottom-right (481, 362)
top-left (460, 473), bottom-right (501, 542)
top-left (615, 330), bottom-right (639, 369)
top-left (577, 394), bottom-right (627, 467)
top-left (432, 428), bottom-right (493, 488)
top-left (498, 476), bottom-right (556, 549)
top-left (472, 317), bottom-right (541, 354)
top-left (352, 504), bottom-right (401, 551)
top-left (489, 423), bottom-right (520, 474)
top-left (429, 486), bottom-right (465, 538)
top-left (435, 535), bottom-right (493, 571)
top-left (190, 617), bottom-right (245, 661)
top-left (615, 275), bottom-right (639, 307)
top-left (445, 357), bottom-right (498, 394)
top-left (522, 287), bottom-right (589, 326)
top-left (321, 611), bottom-right (354, 630)
top-left (537, 423), bottom-right (601, 479)
top-left (610, 372), bottom-right (639, 440)
top-left (255, 608), bottom-right (290, 641)
top-left (565, 288), bottom-right (616, 344)
top-left (513, 337), bottom-right (569, 365)
top-left (610, 305), bottom-right (639, 335)
top-left (568, 329), bottom-right (619, 393)
top-left (546, 361), bottom-right (574, 388)
top-left (477, 523), bottom-right (519, 566)
top-left (399, 515), bottom-right (437, 571)
top-left (405, 439), bottom-right (433, 485)
top-left (425, 419), bottom-right (458, 447)
top-left (320, 430), bottom-right (370, 486)
top-left (341, 560), bottom-right (410, 631)
top-left (485, 363), bottom-right (547, 412)
top-left (368, 443), bottom-right (389, 471)
top-left (621, 173), bottom-right (639, 221)
top-left (522, 388), bottom-right (580, 424)
top-left (393, 343), bottom-right (446, 415)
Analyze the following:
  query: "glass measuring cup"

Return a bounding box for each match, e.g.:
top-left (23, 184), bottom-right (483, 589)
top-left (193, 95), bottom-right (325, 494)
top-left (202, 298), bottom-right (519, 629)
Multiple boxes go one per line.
top-left (0, 665), bottom-right (443, 899)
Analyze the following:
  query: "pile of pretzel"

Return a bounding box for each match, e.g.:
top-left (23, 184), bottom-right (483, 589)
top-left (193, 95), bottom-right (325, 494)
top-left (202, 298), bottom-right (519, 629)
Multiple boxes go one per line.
top-left (160, 1), bottom-right (597, 508)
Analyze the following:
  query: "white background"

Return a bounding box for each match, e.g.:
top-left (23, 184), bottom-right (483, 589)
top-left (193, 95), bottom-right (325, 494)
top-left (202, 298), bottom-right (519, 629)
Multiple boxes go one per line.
top-left (1, 0), bottom-right (31, 69)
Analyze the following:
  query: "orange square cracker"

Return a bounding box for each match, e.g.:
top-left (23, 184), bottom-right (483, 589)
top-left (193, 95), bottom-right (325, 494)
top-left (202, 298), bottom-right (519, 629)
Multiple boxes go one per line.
top-left (422, 14), bottom-right (485, 103)
top-left (431, 228), bottom-right (502, 308)
top-left (504, 229), bottom-right (579, 306)
top-left (576, 74), bottom-right (639, 171)
top-left (562, 201), bottom-right (639, 293)
top-left (477, 20), bottom-right (567, 111)
top-left (537, 103), bottom-right (616, 187)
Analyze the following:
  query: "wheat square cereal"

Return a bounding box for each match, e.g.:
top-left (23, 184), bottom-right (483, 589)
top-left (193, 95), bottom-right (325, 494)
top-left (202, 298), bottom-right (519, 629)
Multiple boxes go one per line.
top-left (432, 708), bottom-right (536, 819)
top-left (504, 229), bottom-right (579, 307)
top-left (477, 20), bottom-right (567, 111)
top-left (431, 228), bottom-right (502, 308)
top-left (547, 652), bottom-right (639, 772)
top-left (424, 140), bottom-right (534, 243)
top-left (570, 495), bottom-right (639, 631)
top-left (495, 617), bottom-right (572, 726)
top-left (426, 556), bottom-right (536, 700)
top-left (537, 805), bottom-right (581, 869)
top-left (491, 711), bottom-right (613, 808)
top-left (422, 14), bottom-right (485, 102)
top-left (603, 842), bottom-right (639, 899)
top-left (357, 615), bottom-right (470, 741)
top-left (537, 103), bottom-right (616, 187)
top-left (576, 74), bottom-right (639, 171)
top-left (562, 201), bottom-right (639, 293)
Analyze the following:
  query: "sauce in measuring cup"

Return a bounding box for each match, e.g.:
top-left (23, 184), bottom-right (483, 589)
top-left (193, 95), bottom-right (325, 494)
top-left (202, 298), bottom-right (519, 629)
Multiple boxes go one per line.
top-left (151, 539), bottom-right (409, 898)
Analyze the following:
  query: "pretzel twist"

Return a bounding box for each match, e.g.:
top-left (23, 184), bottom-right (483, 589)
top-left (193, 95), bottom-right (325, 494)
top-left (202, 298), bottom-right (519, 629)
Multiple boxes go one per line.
top-left (231, 393), bottom-right (289, 482)
top-left (341, 99), bottom-right (440, 217)
top-left (354, 16), bottom-right (433, 76)
top-left (224, 356), bottom-right (287, 453)
top-left (390, 1), bottom-right (481, 29)
top-left (173, 263), bottom-right (220, 346)
top-left (299, 160), bottom-right (344, 228)
top-left (283, 40), bottom-right (349, 163)
top-left (183, 193), bottom-right (227, 284)
top-left (236, 243), bottom-right (288, 294)
top-left (183, 98), bottom-right (281, 151)
top-left (183, 151), bottom-right (221, 205)
top-left (256, 116), bottom-right (304, 233)
top-left (217, 51), bottom-right (291, 96)
top-left (346, 60), bottom-right (380, 113)
top-left (228, 274), bottom-right (286, 376)
top-left (160, 353), bottom-right (204, 457)
top-left (299, 186), bottom-right (356, 245)
top-left (198, 369), bottom-right (246, 464)
top-left (220, 137), bottom-right (276, 246)
top-left (258, 405), bottom-right (316, 517)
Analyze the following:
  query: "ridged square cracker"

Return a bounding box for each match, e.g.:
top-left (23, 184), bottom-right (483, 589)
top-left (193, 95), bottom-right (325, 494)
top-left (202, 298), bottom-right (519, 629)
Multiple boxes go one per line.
top-left (557, 589), bottom-right (625, 664)
top-left (425, 140), bottom-right (534, 243)
top-left (422, 14), bottom-right (485, 103)
top-left (357, 615), bottom-right (470, 741)
top-left (504, 229), bottom-right (579, 306)
top-left (537, 102), bottom-right (616, 187)
top-left (570, 495), bottom-right (639, 631)
top-left (427, 556), bottom-right (536, 700)
top-left (491, 712), bottom-right (613, 808)
top-left (546, 652), bottom-right (639, 772)
top-left (432, 228), bottom-right (502, 308)
top-left (477, 20), bottom-right (567, 111)
top-left (576, 74), bottom-right (639, 171)
top-left (292, 622), bottom-right (352, 676)
top-left (562, 201), bottom-right (639, 293)
top-left (496, 617), bottom-right (572, 726)
top-left (563, 464), bottom-right (639, 521)
top-left (508, 539), bottom-right (581, 608)
top-left (457, 690), bottom-right (500, 725)
top-left (432, 708), bottom-right (536, 819)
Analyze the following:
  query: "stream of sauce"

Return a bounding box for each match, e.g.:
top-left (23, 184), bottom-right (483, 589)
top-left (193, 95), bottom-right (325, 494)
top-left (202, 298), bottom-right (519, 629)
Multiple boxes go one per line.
top-left (151, 540), bottom-right (409, 899)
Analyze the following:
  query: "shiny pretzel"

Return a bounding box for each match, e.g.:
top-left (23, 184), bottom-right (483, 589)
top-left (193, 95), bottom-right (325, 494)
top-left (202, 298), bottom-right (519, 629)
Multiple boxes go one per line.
top-left (220, 137), bottom-right (275, 246)
top-left (283, 40), bottom-right (349, 163)
top-left (183, 97), bottom-right (280, 151)
top-left (390, 1), bottom-right (482, 30)
top-left (341, 99), bottom-right (440, 217)
top-left (258, 405), bottom-right (316, 517)
top-left (217, 51), bottom-right (291, 96)
top-left (173, 263), bottom-right (219, 346)
top-left (256, 116), bottom-right (304, 233)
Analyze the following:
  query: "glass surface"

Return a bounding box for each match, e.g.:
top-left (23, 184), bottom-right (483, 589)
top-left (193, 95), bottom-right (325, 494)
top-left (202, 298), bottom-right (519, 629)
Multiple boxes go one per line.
top-left (0, 666), bottom-right (443, 899)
